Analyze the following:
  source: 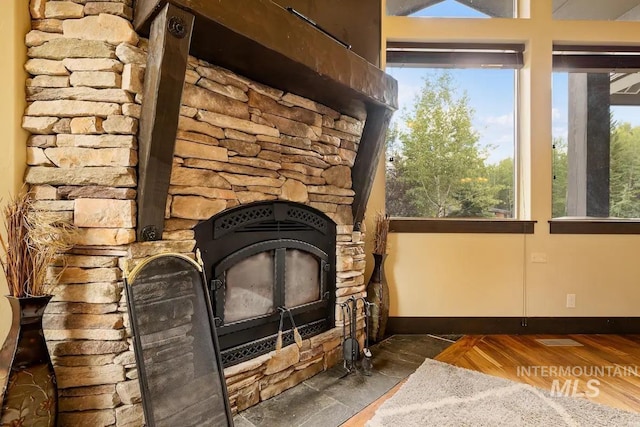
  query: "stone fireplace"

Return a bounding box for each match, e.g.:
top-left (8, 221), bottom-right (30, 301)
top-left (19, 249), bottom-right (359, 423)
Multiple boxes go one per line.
top-left (21, 0), bottom-right (396, 425)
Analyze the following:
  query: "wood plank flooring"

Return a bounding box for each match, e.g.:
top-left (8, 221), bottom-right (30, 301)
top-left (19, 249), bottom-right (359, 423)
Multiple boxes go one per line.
top-left (342, 334), bottom-right (640, 425)
top-left (436, 334), bottom-right (640, 413)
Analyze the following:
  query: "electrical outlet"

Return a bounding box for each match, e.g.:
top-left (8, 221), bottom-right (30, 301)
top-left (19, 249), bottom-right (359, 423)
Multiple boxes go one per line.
top-left (566, 293), bottom-right (576, 308)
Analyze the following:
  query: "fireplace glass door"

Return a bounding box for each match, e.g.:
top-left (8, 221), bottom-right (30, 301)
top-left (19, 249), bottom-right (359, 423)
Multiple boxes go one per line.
top-left (215, 241), bottom-right (326, 328)
top-left (285, 249), bottom-right (321, 307)
top-left (224, 251), bottom-right (275, 323)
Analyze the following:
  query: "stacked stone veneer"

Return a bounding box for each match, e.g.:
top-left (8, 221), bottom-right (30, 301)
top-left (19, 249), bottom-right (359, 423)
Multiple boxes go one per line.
top-left (22, 1), bottom-right (368, 425)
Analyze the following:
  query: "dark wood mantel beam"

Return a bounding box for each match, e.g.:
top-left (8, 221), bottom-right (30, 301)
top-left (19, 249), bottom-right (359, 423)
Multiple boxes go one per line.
top-left (134, 0), bottom-right (397, 119)
top-left (136, 3), bottom-right (194, 241)
top-left (134, 0), bottom-right (398, 235)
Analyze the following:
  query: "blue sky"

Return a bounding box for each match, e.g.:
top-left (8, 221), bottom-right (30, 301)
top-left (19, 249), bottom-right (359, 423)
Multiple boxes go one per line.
top-left (388, 0), bottom-right (640, 164)
top-left (388, 1), bottom-right (513, 164)
top-left (407, 0), bottom-right (488, 18)
top-left (388, 67), bottom-right (516, 163)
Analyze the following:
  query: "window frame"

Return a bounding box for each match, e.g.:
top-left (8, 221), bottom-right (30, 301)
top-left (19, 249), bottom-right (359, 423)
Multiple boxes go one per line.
top-left (384, 42), bottom-right (526, 232)
top-left (384, 0), bottom-right (640, 235)
top-left (390, 218), bottom-right (535, 234)
top-left (550, 45), bottom-right (640, 232)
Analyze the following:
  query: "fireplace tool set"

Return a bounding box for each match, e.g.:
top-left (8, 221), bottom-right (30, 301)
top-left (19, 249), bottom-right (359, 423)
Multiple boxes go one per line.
top-left (275, 307), bottom-right (303, 352)
top-left (339, 296), bottom-right (374, 377)
top-left (272, 297), bottom-right (375, 376)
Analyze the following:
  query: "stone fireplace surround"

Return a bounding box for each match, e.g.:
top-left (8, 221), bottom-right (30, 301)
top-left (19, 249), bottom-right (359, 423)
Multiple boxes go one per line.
top-left (20, 2), bottom-right (384, 425)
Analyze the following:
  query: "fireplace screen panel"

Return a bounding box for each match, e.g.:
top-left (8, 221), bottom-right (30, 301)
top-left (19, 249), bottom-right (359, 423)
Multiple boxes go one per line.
top-left (124, 254), bottom-right (233, 427)
top-left (285, 249), bottom-right (321, 308)
top-left (225, 251), bottom-right (275, 323)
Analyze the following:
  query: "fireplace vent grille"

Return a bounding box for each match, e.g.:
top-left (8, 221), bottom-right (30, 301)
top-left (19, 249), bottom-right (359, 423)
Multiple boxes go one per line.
top-left (238, 221), bottom-right (314, 233)
top-left (212, 204), bottom-right (329, 239)
top-left (287, 207), bottom-right (327, 232)
top-left (221, 319), bottom-right (328, 366)
top-left (215, 207), bottom-right (273, 236)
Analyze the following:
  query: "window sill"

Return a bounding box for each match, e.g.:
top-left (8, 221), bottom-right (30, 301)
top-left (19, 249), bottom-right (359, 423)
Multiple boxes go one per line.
top-left (389, 218), bottom-right (536, 234)
top-left (549, 218), bottom-right (640, 234)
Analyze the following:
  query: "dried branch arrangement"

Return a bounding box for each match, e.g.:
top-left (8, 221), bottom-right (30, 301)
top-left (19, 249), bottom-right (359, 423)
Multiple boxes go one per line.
top-left (372, 213), bottom-right (390, 255)
top-left (0, 191), bottom-right (76, 297)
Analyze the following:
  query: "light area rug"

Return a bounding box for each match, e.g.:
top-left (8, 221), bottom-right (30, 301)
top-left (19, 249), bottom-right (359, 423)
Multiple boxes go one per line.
top-left (367, 359), bottom-right (640, 427)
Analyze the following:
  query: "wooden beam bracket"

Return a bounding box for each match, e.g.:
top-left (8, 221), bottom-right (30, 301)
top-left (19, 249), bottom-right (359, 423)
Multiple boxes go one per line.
top-left (136, 3), bottom-right (194, 241)
top-left (352, 107), bottom-right (394, 230)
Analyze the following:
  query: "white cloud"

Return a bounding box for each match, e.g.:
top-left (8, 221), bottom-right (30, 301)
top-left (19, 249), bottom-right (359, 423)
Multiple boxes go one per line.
top-left (395, 83), bottom-right (422, 115)
top-left (552, 107), bottom-right (563, 120)
top-left (552, 126), bottom-right (568, 140)
top-left (495, 133), bottom-right (514, 144)
top-left (482, 113), bottom-right (514, 127)
top-left (483, 136), bottom-right (515, 164)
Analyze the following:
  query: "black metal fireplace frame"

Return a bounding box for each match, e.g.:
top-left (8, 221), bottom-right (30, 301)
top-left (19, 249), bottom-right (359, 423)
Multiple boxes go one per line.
top-left (194, 201), bottom-right (337, 366)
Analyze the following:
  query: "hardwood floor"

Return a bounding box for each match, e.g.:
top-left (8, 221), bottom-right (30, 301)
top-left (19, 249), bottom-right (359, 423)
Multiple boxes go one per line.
top-left (436, 334), bottom-right (640, 413)
top-left (342, 334), bottom-right (640, 425)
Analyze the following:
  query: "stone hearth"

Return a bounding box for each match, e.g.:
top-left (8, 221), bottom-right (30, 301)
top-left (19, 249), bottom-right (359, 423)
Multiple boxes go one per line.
top-left (22, 2), bottom-right (374, 425)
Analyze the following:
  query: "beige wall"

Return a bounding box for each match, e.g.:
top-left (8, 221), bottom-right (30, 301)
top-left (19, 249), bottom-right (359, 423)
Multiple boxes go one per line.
top-left (0, 0), bottom-right (30, 344)
top-left (385, 232), bottom-right (640, 317)
top-left (376, 0), bottom-right (640, 318)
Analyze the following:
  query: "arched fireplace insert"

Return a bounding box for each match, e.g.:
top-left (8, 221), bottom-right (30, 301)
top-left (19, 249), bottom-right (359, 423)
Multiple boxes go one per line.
top-left (194, 201), bottom-right (336, 367)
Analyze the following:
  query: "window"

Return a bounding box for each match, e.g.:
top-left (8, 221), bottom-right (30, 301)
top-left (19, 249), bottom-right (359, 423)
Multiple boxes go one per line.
top-left (552, 46), bottom-right (640, 219)
top-left (385, 44), bottom-right (521, 219)
top-left (386, 0), bottom-right (516, 18)
top-left (385, 0), bottom-right (640, 234)
top-left (553, 0), bottom-right (640, 21)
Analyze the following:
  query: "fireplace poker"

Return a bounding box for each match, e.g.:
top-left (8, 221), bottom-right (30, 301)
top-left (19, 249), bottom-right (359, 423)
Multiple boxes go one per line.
top-left (359, 298), bottom-right (374, 376)
top-left (339, 301), bottom-right (347, 370)
top-left (339, 297), bottom-right (360, 375)
top-left (350, 297), bottom-right (358, 369)
top-left (339, 301), bottom-right (352, 374)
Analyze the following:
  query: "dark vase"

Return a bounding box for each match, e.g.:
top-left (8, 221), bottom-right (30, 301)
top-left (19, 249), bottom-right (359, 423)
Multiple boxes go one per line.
top-left (0, 295), bottom-right (57, 427)
top-left (366, 253), bottom-right (389, 343)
